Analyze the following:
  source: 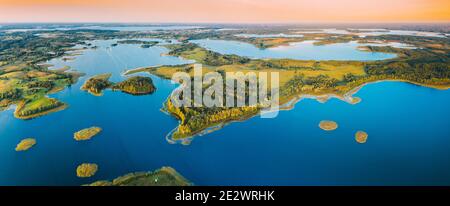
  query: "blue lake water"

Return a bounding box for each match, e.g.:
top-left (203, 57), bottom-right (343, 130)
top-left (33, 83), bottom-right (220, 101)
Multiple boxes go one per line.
top-left (191, 39), bottom-right (397, 61)
top-left (0, 40), bottom-right (449, 185)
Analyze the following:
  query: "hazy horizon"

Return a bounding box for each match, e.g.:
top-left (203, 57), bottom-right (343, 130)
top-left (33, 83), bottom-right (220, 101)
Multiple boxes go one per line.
top-left (0, 0), bottom-right (449, 23)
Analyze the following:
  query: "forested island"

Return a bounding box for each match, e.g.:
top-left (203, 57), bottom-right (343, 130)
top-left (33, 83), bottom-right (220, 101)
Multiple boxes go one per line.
top-left (116, 39), bottom-right (159, 48)
top-left (112, 76), bottom-right (156, 95)
top-left (74, 127), bottom-right (102, 141)
top-left (81, 73), bottom-right (113, 96)
top-left (81, 74), bottom-right (156, 96)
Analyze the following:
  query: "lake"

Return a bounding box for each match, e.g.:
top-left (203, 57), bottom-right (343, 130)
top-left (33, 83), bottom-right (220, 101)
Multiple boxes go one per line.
top-left (0, 39), bottom-right (449, 185)
top-left (294, 28), bottom-right (448, 38)
top-left (191, 39), bottom-right (397, 61)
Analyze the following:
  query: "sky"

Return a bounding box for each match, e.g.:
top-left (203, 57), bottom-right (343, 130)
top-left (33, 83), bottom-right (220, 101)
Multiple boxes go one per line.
top-left (0, 0), bottom-right (449, 23)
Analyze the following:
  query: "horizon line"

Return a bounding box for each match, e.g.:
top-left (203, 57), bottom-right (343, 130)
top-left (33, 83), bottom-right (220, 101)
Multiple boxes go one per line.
top-left (1, 21), bottom-right (450, 25)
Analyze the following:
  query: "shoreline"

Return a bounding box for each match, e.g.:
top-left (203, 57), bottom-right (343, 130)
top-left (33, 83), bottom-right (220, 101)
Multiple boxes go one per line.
top-left (165, 107), bottom-right (260, 145)
top-left (3, 44), bottom-right (87, 120)
top-left (279, 79), bottom-right (449, 111)
top-left (122, 66), bottom-right (160, 76)
top-left (162, 78), bottom-right (449, 142)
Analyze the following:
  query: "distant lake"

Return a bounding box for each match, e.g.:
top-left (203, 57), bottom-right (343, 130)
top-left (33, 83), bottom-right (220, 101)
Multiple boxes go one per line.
top-left (0, 39), bottom-right (449, 186)
top-left (294, 28), bottom-right (448, 38)
top-left (77, 25), bottom-right (203, 31)
top-left (191, 39), bottom-right (397, 61)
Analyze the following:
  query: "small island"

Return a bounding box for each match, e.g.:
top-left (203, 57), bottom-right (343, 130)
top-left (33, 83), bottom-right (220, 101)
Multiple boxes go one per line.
top-left (355, 131), bottom-right (368, 143)
top-left (116, 40), bottom-right (158, 48)
top-left (81, 73), bottom-right (113, 96)
top-left (87, 167), bottom-right (192, 186)
top-left (76, 163), bottom-right (98, 178)
top-left (74, 127), bottom-right (102, 141)
top-left (319, 120), bottom-right (338, 131)
top-left (112, 76), bottom-right (156, 95)
top-left (15, 138), bottom-right (36, 151)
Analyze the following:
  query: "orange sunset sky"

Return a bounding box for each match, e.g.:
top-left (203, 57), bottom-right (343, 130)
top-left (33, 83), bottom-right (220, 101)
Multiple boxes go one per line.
top-left (0, 0), bottom-right (449, 23)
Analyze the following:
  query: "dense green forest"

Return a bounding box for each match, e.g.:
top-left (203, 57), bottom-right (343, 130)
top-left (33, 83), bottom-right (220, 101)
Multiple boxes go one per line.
top-left (81, 74), bottom-right (113, 96)
top-left (112, 76), bottom-right (156, 95)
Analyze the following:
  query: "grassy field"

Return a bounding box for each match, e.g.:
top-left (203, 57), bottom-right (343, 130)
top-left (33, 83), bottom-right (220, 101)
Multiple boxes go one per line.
top-left (139, 59), bottom-right (366, 93)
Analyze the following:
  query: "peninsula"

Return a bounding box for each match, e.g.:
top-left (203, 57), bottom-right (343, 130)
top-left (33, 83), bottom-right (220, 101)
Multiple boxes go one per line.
top-left (87, 167), bottom-right (192, 186)
top-left (127, 40), bottom-right (449, 140)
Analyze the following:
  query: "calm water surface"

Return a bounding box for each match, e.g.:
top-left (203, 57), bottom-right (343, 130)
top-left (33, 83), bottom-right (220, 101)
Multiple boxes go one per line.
top-left (191, 39), bottom-right (397, 61)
